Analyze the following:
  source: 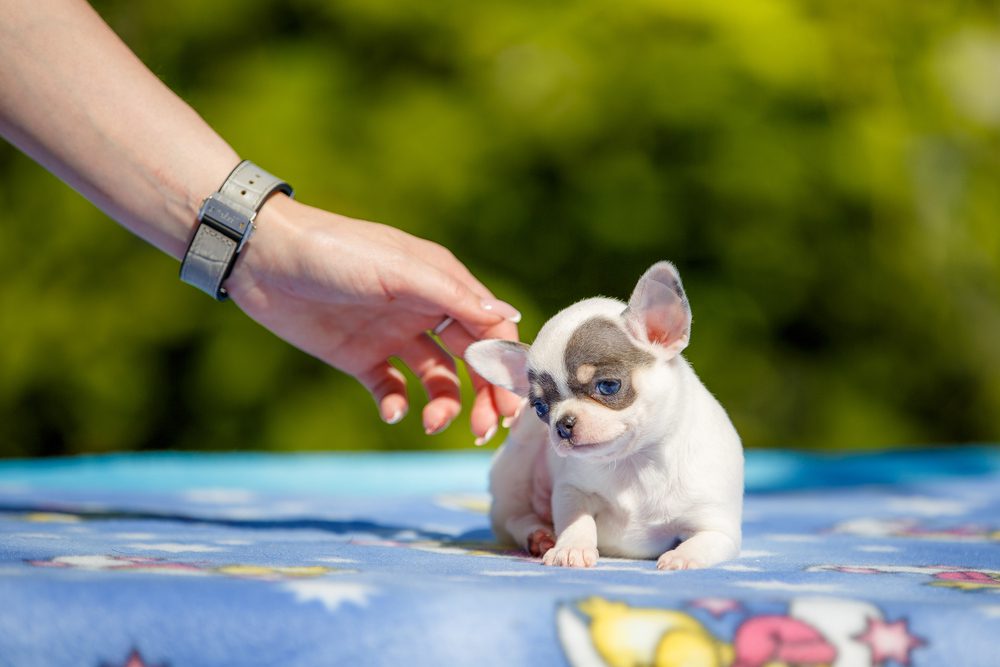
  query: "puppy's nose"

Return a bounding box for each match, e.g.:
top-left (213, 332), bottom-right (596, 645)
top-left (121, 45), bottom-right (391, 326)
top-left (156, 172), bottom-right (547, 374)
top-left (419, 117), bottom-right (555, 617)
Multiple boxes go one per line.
top-left (556, 415), bottom-right (576, 440)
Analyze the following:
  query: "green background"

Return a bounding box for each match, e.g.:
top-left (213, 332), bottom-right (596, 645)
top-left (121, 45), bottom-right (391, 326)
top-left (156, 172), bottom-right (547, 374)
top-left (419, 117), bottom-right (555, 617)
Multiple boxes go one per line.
top-left (2, 0), bottom-right (999, 457)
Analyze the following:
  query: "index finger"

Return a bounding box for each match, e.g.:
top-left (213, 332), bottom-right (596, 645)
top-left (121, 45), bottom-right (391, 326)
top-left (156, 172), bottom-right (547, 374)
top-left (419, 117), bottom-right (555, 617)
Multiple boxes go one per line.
top-left (395, 265), bottom-right (522, 334)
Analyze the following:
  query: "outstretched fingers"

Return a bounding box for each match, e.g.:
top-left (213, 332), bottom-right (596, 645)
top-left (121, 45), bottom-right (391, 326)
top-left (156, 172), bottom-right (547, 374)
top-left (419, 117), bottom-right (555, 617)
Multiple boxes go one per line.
top-left (436, 321), bottom-right (522, 443)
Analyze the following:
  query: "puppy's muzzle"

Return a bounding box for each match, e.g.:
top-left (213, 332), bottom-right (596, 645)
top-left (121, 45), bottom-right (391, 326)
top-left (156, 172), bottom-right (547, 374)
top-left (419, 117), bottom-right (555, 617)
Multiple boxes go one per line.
top-left (555, 414), bottom-right (576, 440)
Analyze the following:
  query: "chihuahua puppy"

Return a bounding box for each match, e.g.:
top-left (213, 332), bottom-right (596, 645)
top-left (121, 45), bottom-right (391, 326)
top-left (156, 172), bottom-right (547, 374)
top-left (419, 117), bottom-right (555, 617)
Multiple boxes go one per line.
top-left (465, 262), bottom-right (743, 569)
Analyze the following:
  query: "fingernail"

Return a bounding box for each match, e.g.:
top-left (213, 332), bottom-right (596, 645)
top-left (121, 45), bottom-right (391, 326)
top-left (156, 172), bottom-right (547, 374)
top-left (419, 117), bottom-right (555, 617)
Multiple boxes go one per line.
top-left (502, 404), bottom-right (522, 429)
top-left (425, 419), bottom-right (453, 436)
top-left (481, 298), bottom-right (521, 323)
top-left (383, 406), bottom-right (406, 425)
top-left (474, 423), bottom-right (499, 447)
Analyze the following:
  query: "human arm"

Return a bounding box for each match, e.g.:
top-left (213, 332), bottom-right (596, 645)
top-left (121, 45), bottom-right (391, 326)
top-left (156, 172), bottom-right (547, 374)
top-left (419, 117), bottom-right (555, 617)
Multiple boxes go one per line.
top-left (0, 0), bottom-right (521, 438)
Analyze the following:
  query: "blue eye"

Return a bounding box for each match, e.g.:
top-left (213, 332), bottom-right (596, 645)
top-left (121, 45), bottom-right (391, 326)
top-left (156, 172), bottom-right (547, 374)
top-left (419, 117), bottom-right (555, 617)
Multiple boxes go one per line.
top-left (532, 400), bottom-right (550, 419)
top-left (596, 379), bottom-right (621, 396)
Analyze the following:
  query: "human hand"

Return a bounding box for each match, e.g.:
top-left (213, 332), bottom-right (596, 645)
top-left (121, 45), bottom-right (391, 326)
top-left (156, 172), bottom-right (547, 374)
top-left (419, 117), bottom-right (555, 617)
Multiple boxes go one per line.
top-left (225, 195), bottom-right (522, 442)
top-left (0, 0), bottom-right (518, 444)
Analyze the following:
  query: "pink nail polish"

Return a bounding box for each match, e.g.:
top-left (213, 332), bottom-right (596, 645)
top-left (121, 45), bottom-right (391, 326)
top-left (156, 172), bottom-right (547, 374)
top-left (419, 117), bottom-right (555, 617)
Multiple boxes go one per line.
top-left (474, 424), bottom-right (499, 446)
top-left (502, 404), bottom-right (523, 429)
top-left (425, 419), bottom-right (452, 436)
top-left (383, 406), bottom-right (407, 425)
top-left (481, 299), bottom-right (522, 323)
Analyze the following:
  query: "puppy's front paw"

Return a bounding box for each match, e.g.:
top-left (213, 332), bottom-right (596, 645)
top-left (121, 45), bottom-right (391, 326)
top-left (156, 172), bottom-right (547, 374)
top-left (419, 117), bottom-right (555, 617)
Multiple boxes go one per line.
top-left (542, 543), bottom-right (598, 568)
top-left (656, 550), bottom-right (703, 571)
top-left (656, 531), bottom-right (739, 570)
top-left (527, 529), bottom-right (556, 557)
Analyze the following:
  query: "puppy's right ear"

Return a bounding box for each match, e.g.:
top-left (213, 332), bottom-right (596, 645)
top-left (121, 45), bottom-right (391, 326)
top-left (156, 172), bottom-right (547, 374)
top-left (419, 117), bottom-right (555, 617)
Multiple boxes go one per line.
top-left (623, 261), bottom-right (691, 358)
top-left (464, 340), bottom-right (532, 397)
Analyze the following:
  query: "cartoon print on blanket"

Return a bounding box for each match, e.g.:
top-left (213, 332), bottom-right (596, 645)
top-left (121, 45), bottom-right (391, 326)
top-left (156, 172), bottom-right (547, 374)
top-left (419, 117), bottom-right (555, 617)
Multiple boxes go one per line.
top-left (807, 564), bottom-right (1000, 593)
top-left (557, 596), bottom-right (926, 667)
top-left (831, 517), bottom-right (999, 542)
top-left (348, 536), bottom-right (529, 559)
top-left (27, 554), bottom-right (346, 580)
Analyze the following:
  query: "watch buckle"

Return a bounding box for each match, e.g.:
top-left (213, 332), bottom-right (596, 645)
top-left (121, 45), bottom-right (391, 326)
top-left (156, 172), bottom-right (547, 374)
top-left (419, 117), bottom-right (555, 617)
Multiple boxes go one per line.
top-left (197, 193), bottom-right (255, 252)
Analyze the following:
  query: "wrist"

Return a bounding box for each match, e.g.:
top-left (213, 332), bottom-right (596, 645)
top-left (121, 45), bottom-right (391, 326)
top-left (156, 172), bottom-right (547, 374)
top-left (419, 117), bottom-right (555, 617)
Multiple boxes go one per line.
top-left (223, 192), bottom-right (301, 303)
top-left (159, 150), bottom-right (243, 260)
top-left (178, 160), bottom-right (294, 301)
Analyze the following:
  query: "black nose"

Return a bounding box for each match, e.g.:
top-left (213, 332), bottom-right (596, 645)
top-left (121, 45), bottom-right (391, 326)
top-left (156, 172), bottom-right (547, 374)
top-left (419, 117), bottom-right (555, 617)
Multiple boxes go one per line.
top-left (556, 415), bottom-right (576, 440)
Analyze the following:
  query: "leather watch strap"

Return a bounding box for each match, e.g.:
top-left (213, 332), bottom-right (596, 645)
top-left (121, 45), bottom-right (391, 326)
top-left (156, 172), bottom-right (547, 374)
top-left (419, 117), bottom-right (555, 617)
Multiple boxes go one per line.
top-left (180, 161), bottom-right (294, 301)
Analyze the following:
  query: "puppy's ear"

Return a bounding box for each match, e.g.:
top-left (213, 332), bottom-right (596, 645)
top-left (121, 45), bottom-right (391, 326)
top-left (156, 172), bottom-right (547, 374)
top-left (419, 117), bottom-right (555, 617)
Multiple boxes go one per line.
top-left (464, 340), bottom-right (532, 397)
top-left (623, 261), bottom-right (691, 357)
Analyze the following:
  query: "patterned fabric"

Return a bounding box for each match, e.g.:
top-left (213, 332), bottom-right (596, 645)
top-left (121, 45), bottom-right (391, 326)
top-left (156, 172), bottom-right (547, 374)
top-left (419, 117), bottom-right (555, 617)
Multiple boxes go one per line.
top-left (0, 447), bottom-right (998, 667)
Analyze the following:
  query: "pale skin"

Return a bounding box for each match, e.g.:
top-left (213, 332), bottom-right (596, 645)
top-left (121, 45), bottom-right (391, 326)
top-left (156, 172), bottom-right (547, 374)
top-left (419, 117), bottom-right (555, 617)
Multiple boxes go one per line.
top-left (0, 0), bottom-right (521, 439)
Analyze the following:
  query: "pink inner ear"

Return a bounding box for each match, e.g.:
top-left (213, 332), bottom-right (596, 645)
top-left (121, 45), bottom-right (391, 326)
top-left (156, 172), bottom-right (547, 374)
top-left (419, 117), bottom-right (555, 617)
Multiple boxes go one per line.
top-left (641, 305), bottom-right (689, 351)
top-left (626, 273), bottom-right (691, 352)
top-left (647, 309), bottom-right (682, 346)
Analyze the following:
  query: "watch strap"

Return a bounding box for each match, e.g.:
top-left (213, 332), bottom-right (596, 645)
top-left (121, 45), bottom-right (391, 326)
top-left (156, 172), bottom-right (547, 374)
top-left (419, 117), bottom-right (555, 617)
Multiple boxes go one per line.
top-left (180, 161), bottom-right (293, 301)
top-left (179, 224), bottom-right (239, 300)
top-left (219, 161), bottom-right (293, 216)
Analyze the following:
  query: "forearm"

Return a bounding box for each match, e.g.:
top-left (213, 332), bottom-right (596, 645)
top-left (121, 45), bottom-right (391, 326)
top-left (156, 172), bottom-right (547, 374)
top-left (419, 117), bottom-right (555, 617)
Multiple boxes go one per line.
top-left (0, 0), bottom-right (239, 259)
top-left (0, 0), bottom-right (522, 437)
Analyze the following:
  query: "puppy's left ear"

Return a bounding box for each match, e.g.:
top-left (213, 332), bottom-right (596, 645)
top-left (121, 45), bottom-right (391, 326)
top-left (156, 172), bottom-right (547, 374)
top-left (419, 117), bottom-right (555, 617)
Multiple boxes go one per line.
top-left (623, 261), bottom-right (691, 357)
top-left (464, 340), bottom-right (532, 397)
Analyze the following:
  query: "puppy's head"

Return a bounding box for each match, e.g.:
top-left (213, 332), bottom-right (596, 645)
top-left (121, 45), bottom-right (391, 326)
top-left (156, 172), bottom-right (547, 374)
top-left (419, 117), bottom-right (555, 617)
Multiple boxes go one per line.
top-left (466, 261), bottom-right (692, 461)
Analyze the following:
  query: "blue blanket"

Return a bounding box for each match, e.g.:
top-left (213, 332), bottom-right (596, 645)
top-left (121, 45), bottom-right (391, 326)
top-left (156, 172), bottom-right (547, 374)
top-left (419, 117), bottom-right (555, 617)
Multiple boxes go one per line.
top-left (1, 447), bottom-right (998, 667)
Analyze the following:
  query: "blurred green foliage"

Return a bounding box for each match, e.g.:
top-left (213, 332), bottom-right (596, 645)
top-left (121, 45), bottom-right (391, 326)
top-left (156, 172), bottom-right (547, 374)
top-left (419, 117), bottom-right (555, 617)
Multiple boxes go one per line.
top-left (2, 0), bottom-right (999, 456)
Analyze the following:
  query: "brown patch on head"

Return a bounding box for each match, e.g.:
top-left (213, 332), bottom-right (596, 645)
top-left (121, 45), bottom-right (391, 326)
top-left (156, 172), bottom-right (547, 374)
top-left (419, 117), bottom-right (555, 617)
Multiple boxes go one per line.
top-left (564, 317), bottom-right (655, 410)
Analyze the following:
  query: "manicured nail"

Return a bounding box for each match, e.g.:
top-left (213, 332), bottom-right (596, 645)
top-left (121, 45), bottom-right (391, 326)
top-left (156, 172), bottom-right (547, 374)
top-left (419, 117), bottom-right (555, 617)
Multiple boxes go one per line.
top-left (481, 299), bottom-right (521, 323)
top-left (501, 404), bottom-right (523, 429)
top-left (425, 419), bottom-right (453, 436)
top-left (474, 423), bottom-right (499, 447)
top-left (383, 406), bottom-right (406, 425)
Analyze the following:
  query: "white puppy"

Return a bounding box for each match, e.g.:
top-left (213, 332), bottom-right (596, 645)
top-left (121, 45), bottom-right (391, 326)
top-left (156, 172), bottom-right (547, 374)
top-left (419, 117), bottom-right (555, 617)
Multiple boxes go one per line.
top-left (465, 261), bottom-right (743, 569)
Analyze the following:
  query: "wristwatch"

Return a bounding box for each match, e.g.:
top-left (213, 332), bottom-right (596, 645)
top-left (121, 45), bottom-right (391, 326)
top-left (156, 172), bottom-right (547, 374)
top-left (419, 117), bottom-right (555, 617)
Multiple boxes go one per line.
top-left (179, 160), bottom-right (294, 301)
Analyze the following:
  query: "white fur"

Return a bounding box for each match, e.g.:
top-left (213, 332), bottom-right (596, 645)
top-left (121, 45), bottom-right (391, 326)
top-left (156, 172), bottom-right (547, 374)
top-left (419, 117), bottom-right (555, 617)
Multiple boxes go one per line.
top-left (467, 262), bottom-right (743, 569)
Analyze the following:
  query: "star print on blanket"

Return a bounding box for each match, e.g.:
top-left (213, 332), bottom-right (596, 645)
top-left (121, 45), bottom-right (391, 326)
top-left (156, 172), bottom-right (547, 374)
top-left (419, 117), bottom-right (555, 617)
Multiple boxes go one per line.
top-left (100, 649), bottom-right (165, 667)
top-left (0, 447), bottom-right (998, 666)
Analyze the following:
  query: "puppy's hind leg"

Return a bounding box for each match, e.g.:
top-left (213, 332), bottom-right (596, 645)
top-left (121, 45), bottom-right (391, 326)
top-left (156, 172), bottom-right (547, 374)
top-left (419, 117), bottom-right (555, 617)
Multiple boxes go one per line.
top-left (490, 466), bottom-right (555, 556)
top-left (504, 514), bottom-right (556, 557)
top-left (490, 485), bottom-right (555, 556)
top-left (489, 412), bottom-right (554, 556)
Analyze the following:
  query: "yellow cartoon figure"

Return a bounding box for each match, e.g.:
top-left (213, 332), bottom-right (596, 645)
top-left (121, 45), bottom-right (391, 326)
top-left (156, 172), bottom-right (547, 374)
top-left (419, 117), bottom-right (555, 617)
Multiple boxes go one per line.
top-left (560, 597), bottom-right (732, 667)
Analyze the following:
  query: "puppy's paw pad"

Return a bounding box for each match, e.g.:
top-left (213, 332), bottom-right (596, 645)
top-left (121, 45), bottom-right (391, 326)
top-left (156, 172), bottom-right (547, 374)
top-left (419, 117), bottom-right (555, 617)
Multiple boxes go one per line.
top-left (542, 545), bottom-right (598, 568)
top-left (656, 551), bottom-right (703, 571)
top-left (527, 529), bottom-right (556, 557)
